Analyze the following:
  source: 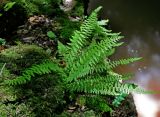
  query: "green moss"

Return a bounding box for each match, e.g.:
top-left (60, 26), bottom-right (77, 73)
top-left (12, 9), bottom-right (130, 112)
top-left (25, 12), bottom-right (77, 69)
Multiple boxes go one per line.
top-left (59, 110), bottom-right (100, 117)
top-left (0, 44), bottom-right (49, 59)
top-left (0, 103), bottom-right (35, 117)
top-left (11, 0), bottom-right (62, 16)
top-left (0, 44), bottom-right (65, 116)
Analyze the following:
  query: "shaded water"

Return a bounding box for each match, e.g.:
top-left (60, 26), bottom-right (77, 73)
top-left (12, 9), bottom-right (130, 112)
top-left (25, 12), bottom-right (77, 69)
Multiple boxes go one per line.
top-left (89, 0), bottom-right (160, 117)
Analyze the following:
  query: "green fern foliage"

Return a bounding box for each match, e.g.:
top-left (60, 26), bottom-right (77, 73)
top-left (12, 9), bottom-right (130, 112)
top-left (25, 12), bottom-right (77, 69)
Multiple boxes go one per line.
top-left (4, 60), bottom-right (65, 85)
top-left (64, 7), bottom-right (102, 70)
top-left (109, 57), bottom-right (142, 69)
top-left (4, 6), bottom-right (141, 113)
top-left (67, 78), bottom-right (137, 95)
top-left (112, 93), bottom-right (128, 107)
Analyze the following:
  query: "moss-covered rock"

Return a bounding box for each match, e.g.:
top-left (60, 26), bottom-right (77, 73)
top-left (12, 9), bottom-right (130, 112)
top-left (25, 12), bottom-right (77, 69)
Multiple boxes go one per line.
top-left (0, 44), bottom-right (66, 117)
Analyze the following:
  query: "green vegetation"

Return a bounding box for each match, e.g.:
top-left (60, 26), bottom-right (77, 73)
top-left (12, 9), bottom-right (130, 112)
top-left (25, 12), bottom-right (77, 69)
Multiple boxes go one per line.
top-left (0, 6), bottom-right (141, 116)
top-left (0, 1), bottom-right (16, 16)
top-left (0, 0), bottom-right (141, 116)
top-left (3, 2), bottom-right (16, 11)
top-left (10, 0), bottom-right (61, 16)
top-left (47, 31), bottom-right (56, 40)
top-left (112, 93), bottom-right (128, 107)
top-left (0, 38), bottom-right (6, 45)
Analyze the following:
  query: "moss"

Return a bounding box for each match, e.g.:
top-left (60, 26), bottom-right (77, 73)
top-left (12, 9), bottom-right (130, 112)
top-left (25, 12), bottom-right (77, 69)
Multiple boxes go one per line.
top-left (0, 44), bottom-right (66, 116)
top-left (0, 103), bottom-right (35, 117)
top-left (11, 0), bottom-right (62, 16)
top-left (1, 44), bottom-right (47, 58)
top-left (0, 44), bottom-right (51, 77)
top-left (59, 110), bottom-right (100, 117)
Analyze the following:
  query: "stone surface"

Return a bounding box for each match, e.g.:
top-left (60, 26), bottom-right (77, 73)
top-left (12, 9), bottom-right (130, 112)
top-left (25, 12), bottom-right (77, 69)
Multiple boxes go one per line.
top-left (110, 94), bottom-right (137, 117)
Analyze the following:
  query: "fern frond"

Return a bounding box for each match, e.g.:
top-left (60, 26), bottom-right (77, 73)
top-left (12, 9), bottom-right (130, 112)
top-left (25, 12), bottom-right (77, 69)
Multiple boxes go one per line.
top-left (109, 57), bottom-right (142, 69)
top-left (95, 24), bottom-right (122, 39)
top-left (58, 41), bottom-right (69, 57)
top-left (88, 58), bottom-right (113, 74)
top-left (88, 60), bottom-right (109, 74)
top-left (112, 93), bottom-right (128, 107)
top-left (4, 60), bottom-right (65, 85)
top-left (67, 76), bottom-right (137, 95)
top-left (66, 34), bottom-right (123, 82)
top-left (65, 7), bottom-right (102, 69)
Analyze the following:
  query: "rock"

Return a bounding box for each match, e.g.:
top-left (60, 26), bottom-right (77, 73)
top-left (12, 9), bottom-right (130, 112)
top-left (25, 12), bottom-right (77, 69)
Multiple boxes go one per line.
top-left (110, 94), bottom-right (137, 117)
top-left (60, 0), bottom-right (77, 12)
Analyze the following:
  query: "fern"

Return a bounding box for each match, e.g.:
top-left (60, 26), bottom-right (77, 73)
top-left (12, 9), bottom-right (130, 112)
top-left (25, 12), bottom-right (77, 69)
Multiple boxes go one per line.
top-left (112, 93), bottom-right (128, 107)
top-left (4, 6), bottom-right (142, 113)
top-left (65, 7), bottom-right (101, 69)
top-left (4, 60), bottom-right (65, 85)
top-left (67, 77), bottom-right (137, 95)
top-left (109, 57), bottom-right (142, 69)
